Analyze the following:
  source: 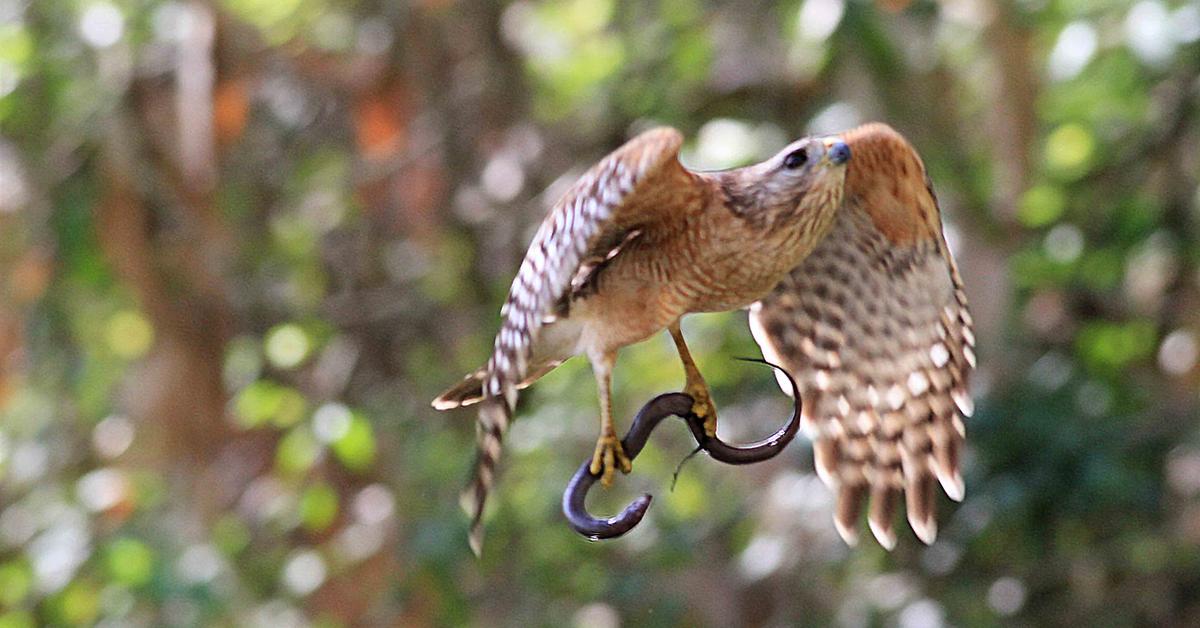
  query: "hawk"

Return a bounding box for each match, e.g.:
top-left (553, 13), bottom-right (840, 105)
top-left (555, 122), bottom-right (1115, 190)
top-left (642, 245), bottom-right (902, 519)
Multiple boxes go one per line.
top-left (433, 122), bottom-right (974, 554)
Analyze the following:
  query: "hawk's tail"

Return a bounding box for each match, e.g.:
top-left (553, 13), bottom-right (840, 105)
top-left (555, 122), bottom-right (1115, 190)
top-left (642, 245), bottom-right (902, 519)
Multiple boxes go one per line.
top-left (433, 361), bottom-right (563, 411)
top-left (433, 369), bottom-right (487, 410)
top-left (461, 388), bottom-right (513, 556)
top-left (439, 357), bottom-right (567, 555)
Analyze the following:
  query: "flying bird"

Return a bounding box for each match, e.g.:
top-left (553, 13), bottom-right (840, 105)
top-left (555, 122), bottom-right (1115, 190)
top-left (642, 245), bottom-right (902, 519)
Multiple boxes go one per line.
top-left (433, 122), bottom-right (973, 554)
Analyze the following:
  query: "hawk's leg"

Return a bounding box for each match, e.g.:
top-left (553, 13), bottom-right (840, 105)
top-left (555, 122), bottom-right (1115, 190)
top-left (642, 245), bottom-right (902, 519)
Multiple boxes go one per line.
top-left (668, 322), bottom-right (718, 436)
top-left (589, 350), bottom-right (632, 487)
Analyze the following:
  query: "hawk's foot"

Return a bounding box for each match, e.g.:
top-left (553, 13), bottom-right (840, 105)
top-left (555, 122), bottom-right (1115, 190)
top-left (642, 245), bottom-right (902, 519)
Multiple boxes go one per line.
top-left (686, 383), bottom-right (718, 437)
top-left (590, 431), bottom-right (632, 487)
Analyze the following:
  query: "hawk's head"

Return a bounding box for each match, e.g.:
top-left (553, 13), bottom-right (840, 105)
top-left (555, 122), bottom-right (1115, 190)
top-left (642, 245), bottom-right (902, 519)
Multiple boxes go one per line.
top-left (720, 135), bottom-right (851, 236)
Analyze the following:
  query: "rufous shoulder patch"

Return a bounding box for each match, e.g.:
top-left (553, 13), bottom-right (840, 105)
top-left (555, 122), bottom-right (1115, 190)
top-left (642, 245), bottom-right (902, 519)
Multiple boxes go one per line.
top-left (840, 123), bottom-right (940, 247)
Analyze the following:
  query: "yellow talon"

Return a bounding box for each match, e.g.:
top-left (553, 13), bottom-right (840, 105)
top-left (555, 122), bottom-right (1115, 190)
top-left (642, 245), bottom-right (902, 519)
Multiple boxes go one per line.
top-left (590, 431), bottom-right (632, 487)
top-left (670, 322), bottom-right (718, 438)
top-left (686, 383), bottom-right (718, 437)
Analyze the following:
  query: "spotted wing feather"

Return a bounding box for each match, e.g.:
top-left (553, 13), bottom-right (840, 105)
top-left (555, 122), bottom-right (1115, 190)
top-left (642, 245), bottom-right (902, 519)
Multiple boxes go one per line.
top-left (465, 127), bottom-right (692, 554)
top-left (749, 124), bottom-right (975, 549)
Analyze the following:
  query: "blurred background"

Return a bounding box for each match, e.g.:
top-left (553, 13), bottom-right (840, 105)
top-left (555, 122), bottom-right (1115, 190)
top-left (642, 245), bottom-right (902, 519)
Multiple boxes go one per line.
top-left (0, 0), bottom-right (1198, 626)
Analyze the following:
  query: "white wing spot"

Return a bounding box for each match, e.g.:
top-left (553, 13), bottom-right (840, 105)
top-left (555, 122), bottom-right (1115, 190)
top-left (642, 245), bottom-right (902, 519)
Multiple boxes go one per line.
top-left (886, 385), bottom-right (906, 411)
top-left (952, 388), bottom-right (975, 417)
top-left (907, 371), bottom-right (930, 397)
top-left (963, 345), bottom-right (977, 369)
top-left (855, 411), bottom-right (874, 434)
top-left (836, 395), bottom-right (851, 417)
top-left (866, 385), bottom-right (880, 407)
top-left (930, 343), bottom-right (950, 368)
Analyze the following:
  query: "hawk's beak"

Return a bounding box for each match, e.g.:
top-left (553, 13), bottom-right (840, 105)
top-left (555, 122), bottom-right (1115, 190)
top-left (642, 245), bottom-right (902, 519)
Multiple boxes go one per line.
top-left (823, 139), bottom-right (851, 166)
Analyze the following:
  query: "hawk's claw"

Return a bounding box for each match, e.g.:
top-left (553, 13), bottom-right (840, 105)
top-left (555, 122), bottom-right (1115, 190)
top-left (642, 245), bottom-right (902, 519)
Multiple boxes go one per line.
top-left (701, 408), bottom-right (717, 438)
top-left (590, 432), bottom-right (632, 487)
top-left (687, 390), bottom-right (718, 437)
top-left (563, 358), bottom-right (802, 540)
top-left (682, 363), bottom-right (718, 437)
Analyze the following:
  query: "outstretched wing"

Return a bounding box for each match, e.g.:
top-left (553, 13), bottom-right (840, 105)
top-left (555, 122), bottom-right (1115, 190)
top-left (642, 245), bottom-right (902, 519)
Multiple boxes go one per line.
top-left (465, 127), bottom-right (699, 554)
top-left (748, 123), bottom-right (975, 549)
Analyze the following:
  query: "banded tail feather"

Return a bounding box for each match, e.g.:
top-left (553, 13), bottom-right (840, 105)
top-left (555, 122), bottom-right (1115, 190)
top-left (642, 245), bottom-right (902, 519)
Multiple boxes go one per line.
top-left (462, 386), bottom-right (512, 556)
top-left (433, 369), bottom-right (487, 410)
top-left (434, 362), bottom-right (564, 412)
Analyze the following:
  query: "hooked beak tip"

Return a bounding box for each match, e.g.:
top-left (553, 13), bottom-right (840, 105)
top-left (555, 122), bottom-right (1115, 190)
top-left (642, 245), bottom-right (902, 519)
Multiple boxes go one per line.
top-left (827, 141), bottom-right (851, 166)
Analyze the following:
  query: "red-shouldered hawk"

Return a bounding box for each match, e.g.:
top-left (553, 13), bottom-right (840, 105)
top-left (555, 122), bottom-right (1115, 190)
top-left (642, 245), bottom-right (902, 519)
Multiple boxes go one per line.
top-left (434, 122), bottom-right (973, 555)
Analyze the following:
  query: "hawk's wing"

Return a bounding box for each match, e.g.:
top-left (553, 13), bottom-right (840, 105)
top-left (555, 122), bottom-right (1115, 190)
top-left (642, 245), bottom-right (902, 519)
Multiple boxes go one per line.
top-left (485, 127), bottom-right (694, 401)
top-left (748, 124), bottom-right (975, 549)
top-left (466, 127), bottom-right (699, 554)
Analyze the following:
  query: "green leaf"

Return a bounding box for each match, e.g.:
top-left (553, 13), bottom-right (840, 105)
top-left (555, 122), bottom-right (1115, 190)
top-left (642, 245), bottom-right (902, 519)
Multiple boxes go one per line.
top-left (105, 537), bottom-right (156, 587)
top-left (234, 381), bottom-right (307, 429)
top-left (48, 582), bottom-right (100, 626)
top-left (1018, 184), bottom-right (1066, 228)
top-left (276, 426), bottom-right (321, 475)
top-left (1076, 321), bottom-right (1157, 373)
top-left (299, 483), bottom-right (339, 532)
top-left (0, 23), bottom-right (33, 67)
top-left (332, 414), bottom-right (376, 472)
top-left (0, 560), bottom-right (32, 607)
top-left (1044, 123), bottom-right (1095, 180)
top-left (0, 611), bottom-right (35, 628)
top-left (213, 514), bottom-right (252, 557)
top-left (105, 309), bottom-right (154, 359)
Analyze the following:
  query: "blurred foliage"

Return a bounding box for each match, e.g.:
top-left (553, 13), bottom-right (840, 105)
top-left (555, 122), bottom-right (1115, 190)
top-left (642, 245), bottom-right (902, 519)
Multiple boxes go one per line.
top-left (0, 0), bottom-right (1198, 626)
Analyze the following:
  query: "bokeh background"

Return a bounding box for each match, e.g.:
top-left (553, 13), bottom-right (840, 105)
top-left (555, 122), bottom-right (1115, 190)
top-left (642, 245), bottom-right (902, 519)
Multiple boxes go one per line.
top-left (0, 0), bottom-right (1198, 626)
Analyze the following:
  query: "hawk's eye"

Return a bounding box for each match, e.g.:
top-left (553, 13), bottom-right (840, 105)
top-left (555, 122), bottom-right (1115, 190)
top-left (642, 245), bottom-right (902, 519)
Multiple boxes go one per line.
top-left (783, 148), bottom-right (808, 170)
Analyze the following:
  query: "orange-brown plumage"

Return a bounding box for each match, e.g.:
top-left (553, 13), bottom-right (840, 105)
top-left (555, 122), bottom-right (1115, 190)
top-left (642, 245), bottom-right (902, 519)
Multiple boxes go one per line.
top-left (841, 123), bottom-right (941, 247)
top-left (435, 122), bottom-right (973, 553)
top-left (435, 127), bottom-right (852, 553)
